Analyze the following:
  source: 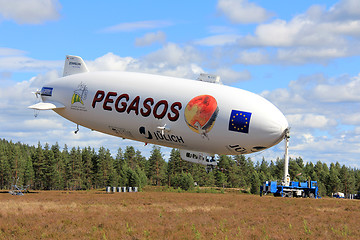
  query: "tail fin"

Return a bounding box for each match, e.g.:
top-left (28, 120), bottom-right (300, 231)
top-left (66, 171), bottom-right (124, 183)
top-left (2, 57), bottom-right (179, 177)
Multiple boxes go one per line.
top-left (63, 55), bottom-right (89, 77)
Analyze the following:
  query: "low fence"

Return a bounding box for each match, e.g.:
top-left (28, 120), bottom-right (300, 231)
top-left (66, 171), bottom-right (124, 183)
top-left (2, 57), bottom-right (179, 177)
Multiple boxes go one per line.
top-left (106, 186), bottom-right (138, 193)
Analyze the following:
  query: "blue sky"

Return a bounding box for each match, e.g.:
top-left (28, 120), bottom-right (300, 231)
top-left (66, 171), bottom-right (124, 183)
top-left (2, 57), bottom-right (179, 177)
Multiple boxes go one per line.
top-left (1, 0), bottom-right (360, 168)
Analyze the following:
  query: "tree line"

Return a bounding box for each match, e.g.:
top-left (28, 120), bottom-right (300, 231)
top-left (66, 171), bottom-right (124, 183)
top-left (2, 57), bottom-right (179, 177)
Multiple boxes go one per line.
top-left (0, 138), bottom-right (359, 196)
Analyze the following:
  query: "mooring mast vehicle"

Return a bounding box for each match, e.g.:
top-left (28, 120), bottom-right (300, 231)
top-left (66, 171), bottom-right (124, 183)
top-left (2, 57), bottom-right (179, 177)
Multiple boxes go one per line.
top-left (260, 130), bottom-right (320, 198)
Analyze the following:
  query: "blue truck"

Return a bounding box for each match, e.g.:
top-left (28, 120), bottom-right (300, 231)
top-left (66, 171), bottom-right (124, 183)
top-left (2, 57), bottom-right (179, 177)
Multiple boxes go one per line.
top-left (260, 180), bottom-right (320, 198)
top-left (259, 130), bottom-right (320, 199)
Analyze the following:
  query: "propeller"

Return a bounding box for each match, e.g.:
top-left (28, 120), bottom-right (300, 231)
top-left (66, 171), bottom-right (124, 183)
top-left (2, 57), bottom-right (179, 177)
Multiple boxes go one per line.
top-left (32, 89), bottom-right (41, 98)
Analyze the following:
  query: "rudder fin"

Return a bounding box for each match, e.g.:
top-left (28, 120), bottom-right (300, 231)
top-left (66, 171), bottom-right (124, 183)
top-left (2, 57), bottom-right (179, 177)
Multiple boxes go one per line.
top-left (63, 55), bottom-right (89, 77)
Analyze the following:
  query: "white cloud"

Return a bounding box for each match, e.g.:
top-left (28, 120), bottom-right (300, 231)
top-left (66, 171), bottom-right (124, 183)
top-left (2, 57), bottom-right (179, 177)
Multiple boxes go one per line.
top-left (0, 56), bottom-right (62, 72)
top-left (87, 48), bottom-right (204, 80)
top-left (207, 25), bottom-right (237, 34)
top-left (82, 48), bottom-right (250, 84)
top-left (0, 0), bottom-right (61, 24)
top-left (287, 114), bottom-right (337, 129)
top-left (0, 48), bottom-right (62, 72)
top-left (237, 50), bottom-right (270, 65)
top-left (214, 68), bottom-right (251, 83)
top-left (328, 0), bottom-right (360, 21)
top-left (86, 52), bottom-right (139, 72)
top-left (238, 4), bottom-right (360, 49)
top-left (23, 118), bottom-right (64, 131)
top-left (276, 47), bottom-right (348, 64)
top-left (312, 74), bottom-right (360, 102)
top-left (240, 19), bottom-right (303, 47)
top-left (101, 20), bottom-right (172, 33)
top-left (0, 72), bottom-right (12, 80)
top-left (217, 0), bottom-right (273, 24)
top-left (144, 43), bottom-right (198, 65)
top-left (143, 43), bottom-right (203, 78)
top-left (290, 133), bottom-right (360, 158)
top-left (198, 1), bottom-right (360, 65)
top-left (354, 127), bottom-right (360, 134)
top-left (0, 48), bottom-right (26, 56)
top-left (135, 31), bottom-right (166, 46)
top-left (0, 72), bottom-right (59, 142)
top-left (342, 114), bottom-right (360, 125)
top-left (215, 0), bottom-right (360, 65)
top-left (260, 72), bottom-right (360, 167)
top-left (194, 34), bottom-right (241, 46)
top-left (266, 73), bottom-right (360, 105)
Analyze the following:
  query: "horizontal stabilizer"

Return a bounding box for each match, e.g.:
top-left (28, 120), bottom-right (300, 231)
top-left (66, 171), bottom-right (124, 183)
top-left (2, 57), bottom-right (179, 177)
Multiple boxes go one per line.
top-left (63, 55), bottom-right (89, 77)
top-left (180, 149), bottom-right (217, 166)
top-left (28, 101), bottom-right (65, 110)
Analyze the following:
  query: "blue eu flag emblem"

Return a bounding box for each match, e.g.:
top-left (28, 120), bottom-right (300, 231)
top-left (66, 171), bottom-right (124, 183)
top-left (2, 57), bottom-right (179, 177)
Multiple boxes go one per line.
top-left (228, 110), bottom-right (252, 133)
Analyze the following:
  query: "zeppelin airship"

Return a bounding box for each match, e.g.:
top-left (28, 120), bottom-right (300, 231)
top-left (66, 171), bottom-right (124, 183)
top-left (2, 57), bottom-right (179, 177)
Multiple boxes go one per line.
top-left (29, 55), bottom-right (288, 167)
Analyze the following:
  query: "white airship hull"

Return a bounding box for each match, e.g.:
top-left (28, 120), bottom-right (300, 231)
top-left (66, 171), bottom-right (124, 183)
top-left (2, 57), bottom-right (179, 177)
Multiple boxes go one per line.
top-left (36, 70), bottom-right (288, 156)
top-left (29, 55), bottom-right (289, 166)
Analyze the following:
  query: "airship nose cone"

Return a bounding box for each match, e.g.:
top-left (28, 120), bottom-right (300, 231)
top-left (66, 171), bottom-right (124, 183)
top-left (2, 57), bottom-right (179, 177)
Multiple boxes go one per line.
top-left (249, 99), bottom-right (288, 151)
top-left (271, 111), bottom-right (289, 144)
top-left (264, 109), bottom-right (288, 146)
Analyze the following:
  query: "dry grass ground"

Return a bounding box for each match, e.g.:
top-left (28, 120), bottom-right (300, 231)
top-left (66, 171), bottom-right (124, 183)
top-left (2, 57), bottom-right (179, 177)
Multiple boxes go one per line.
top-left (0, 190), bottom-right (359, 239)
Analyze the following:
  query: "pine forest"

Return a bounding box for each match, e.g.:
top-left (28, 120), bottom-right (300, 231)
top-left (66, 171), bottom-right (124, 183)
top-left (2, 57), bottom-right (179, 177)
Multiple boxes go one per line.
top-left (0, 138), bottom-right (359, 197)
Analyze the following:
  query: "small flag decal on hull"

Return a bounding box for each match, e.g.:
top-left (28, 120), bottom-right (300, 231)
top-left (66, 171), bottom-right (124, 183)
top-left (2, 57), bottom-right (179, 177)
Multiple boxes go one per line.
top-left (228, 110), bottom-right (252, 133)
